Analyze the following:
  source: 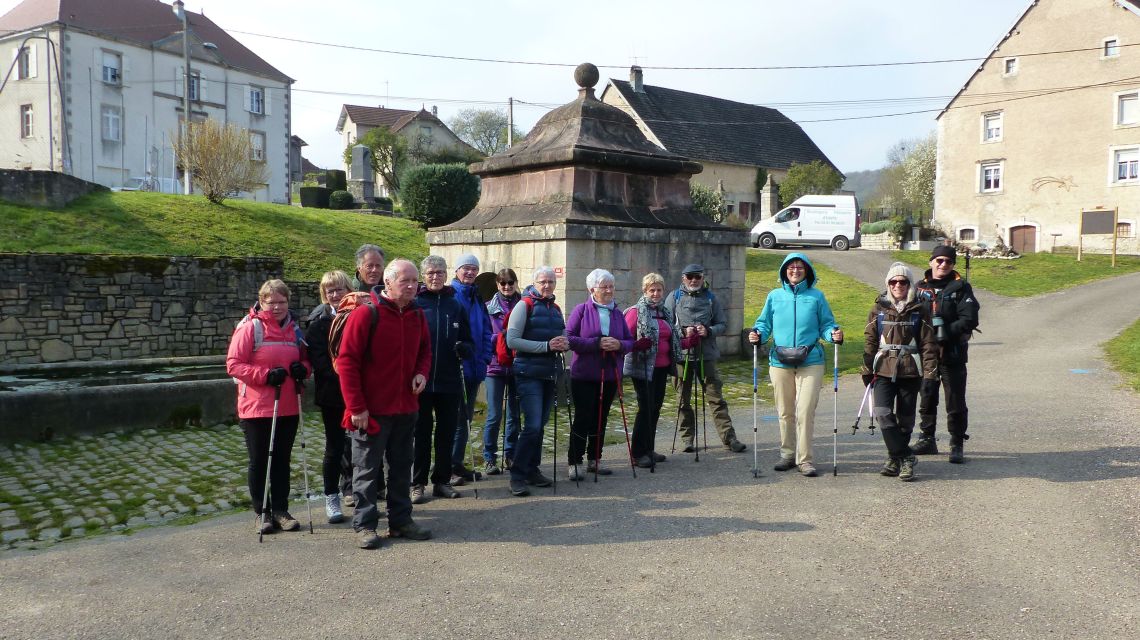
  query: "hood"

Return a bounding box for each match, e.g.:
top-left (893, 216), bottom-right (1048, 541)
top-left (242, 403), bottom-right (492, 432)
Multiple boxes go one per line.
top-left (779, 252), bottom-right (817, 289)
top-left (487, 291), bottom-right (520, 315)
top-left (248, 303), bottom-right (297, 327)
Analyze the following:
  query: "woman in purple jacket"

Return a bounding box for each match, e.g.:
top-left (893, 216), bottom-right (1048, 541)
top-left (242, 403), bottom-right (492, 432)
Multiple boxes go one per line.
top-left (481, 268), bottom-right (522, 475)
top-left (566, 268), bottom-right (635, 481)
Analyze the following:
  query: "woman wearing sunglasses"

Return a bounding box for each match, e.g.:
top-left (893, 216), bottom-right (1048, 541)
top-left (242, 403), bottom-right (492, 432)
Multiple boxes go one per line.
top-left (860, 262), bottom-right (939, 481)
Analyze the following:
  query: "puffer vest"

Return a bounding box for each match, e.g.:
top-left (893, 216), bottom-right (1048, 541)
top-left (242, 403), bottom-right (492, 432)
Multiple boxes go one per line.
top-left (514, 295), bottom-right (565, 381)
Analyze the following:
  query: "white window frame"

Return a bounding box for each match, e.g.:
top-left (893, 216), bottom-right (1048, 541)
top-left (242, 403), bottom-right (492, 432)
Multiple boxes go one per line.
top-left (1103, 36), bottom-right (1121, 59)
top-left (1002, 57), bottom-right (1018, 77)
top-left (19, 104), bottom-right (33, 137)
top-left (982, 111), bottom-right (1004, 142)
top-left (249, 131), bottom-right (266, 162)
top-left (1114, 90), bottom-right (1138, 127)
top-left (248, 86), bottom-right (265, 115)
top-left (15, 45), bottom-right (36, 80)
top-left (101, 51), bottom-right (122, 85)
top-left (101, 105), bottom-right (122, 142)
top-left (979, 160), bottom-right (1004, 193)
top-left (1117, 219), bottom-right (1135, 238)
top-left (957, 226), bottom-right (978, 242)
top-left (1110, 146), bottom-right (1139, 185)
top-left (188, 72), bottom-right (201, 101)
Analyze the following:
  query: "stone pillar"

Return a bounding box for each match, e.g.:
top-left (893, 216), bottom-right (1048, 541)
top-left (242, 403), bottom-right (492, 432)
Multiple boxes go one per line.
top-left (760, 174), bottom-right (779, 219)
top-left (347, 144), bottom-right (375, 203)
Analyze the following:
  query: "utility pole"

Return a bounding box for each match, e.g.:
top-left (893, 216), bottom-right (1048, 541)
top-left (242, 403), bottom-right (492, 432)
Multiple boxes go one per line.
top-left (507, 97), bottom-right (514, 149)
top-left (173, 0), bottom-right (191, 196)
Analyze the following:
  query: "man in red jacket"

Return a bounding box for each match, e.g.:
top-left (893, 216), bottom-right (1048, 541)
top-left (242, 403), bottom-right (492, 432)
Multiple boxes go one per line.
top-left (337, 258), bottom-right (433, 550)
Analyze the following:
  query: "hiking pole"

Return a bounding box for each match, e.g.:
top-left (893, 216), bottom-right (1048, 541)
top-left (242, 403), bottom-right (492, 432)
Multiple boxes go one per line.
top-left (670, 353), bottom-right (691, 454)
top-left (594, 360), bottom-right (606, 483)
top-left (698, 339), bottom-right (707, 456)
top-left (259, 382), bottom-right (283, 543)
top-left (750, 343), bottom-right (760, 477)
top-left (832, 340), bottom-right (841, 478)
top-left (851, 375), bottom-right (874, 434)
top-left (610, 353), bottom-right (636, 478)
top-left (458, 366), bottom-right (478, 500)
top-left (294, 378), bottom-right (314, 533)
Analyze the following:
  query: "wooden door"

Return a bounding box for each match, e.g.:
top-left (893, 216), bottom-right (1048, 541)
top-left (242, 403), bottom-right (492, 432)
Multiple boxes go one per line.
top-left (1010, 225), bottom-right (1036, 254)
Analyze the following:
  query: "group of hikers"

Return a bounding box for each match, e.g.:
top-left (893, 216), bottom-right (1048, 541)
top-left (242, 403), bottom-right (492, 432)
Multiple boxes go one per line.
top-left (225, 244), bottom-right (979, 550)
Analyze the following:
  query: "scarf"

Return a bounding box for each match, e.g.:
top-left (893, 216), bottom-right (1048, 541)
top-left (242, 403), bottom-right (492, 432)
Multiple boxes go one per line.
top-left (631, 295), bottom-right (682, 376)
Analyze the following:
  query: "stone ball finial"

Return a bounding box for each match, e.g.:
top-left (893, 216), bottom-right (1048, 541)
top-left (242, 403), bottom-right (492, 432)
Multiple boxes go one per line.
top-left (574, 63), bottom-right (599, 90)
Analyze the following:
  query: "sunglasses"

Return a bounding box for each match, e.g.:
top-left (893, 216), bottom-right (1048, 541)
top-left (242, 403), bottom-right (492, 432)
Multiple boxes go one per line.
top-left (498, 280), bottom-right (516, 286)
top-left (684, 274), bottom-right (703, 279)
top-left (888, 279), bottom-right (910, 286)
top-left (933, 258), bottom-right (954, 266)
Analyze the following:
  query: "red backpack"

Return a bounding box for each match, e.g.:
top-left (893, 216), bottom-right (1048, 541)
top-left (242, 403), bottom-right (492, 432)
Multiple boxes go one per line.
top-left (495, 296), bottom-right (556, 368)
top-left (329, 292), bottom-right (379, 375)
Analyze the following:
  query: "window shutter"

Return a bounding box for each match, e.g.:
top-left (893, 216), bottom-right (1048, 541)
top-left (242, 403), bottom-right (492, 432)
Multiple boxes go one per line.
top-left (198, 72), bottom-right (207, 102)
top-left (121, 55), bottom-right (130, 84)
top-left (243, 85), bottom-right (252, 112)
top-left (27, 43), bottom-right (37, 78)
top-left (264, 88), bottom-right (272, 116)
top-left (1120, 95), bottom-right (1139, 125)
top-left (174, 67), bottom-right (183, 97)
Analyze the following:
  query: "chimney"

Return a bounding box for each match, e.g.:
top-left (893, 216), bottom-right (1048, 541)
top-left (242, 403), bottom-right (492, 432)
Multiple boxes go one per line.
top-left (431, 105), bottom-right (438, 117)
top-left (630, 65), bottom-right (644, 93)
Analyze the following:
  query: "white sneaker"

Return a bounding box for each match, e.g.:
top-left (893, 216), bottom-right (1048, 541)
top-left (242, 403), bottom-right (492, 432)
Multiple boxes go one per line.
top-left (325, 494), bottom-right (344, 524)
top-left (567, 464), bottom-right (586, 481)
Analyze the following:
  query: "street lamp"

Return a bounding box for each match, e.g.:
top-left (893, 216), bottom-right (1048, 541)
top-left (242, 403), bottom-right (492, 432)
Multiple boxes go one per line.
top-left (173, 0), bottom-right (191, 196)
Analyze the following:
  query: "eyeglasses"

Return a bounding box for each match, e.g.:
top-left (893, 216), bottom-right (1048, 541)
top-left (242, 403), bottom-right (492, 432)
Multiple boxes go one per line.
top-left (263, 300), bottom-right (289, 308)
top-left (683, 274), bottom-right (703, 280)
top-left (425, 271), bottom-right (447, 278)
top-left (888, 279), bottom-right (910, 287)
top-left (786, 264), bottom-right (806, 271)
top-left (593, 285), bottom-right (614, 291)
top-left (535, 280), bottom-right (556, 286)
top-left (933, 258), bottom-right (954, 266)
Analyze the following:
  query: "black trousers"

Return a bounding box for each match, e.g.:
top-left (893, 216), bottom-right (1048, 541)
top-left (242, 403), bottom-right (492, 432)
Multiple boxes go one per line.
top-left (241, 415), bottom-right (299, 514)
top-left (873, 377), bottom-right (920, 459)
top-left (918, 361), bottom-right (969, 443)
top-left (320, 404), bottom-right (352, 496)
top-left (414, 391), bottom-right (461, 486)
top-left (569, 379), bottom-right (617, 465)
top-left (631, 367), bottom-right (669, 459)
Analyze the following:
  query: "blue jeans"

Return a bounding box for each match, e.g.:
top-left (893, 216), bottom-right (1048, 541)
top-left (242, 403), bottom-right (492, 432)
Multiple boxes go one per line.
top-left (510, 375), bottom-right (555, 482)
top-left (451, 375), bottom-right (483, 471)
top-left (482, 375), bottom-right (520, 464)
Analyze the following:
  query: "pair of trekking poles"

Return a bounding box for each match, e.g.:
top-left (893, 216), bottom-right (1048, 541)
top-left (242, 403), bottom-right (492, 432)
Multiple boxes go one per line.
top-left (259, 371), bottom-right (314, 543)
top-left (557, 352), bottom-right (637, 488)
top-left (671, 339), bottom-right (710, 461)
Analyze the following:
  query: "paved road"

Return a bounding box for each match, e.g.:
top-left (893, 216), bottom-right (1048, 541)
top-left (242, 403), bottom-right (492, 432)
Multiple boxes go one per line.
top-left (2, 251), bottom-right (1138, 640)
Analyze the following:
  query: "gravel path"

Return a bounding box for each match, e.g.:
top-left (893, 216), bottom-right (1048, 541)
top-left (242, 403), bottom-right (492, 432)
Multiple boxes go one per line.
top-left (1, 255), bottom-right (1137, 639)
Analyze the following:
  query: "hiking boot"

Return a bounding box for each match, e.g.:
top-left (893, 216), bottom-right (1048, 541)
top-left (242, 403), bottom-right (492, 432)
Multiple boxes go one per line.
top-left (773, 457), bottom-right (796, 472)
top-left (357, 529), bottom-right (382, 550)
top-left (388, 520), bottom-right (432, 541)
top-left (651, 451), bottom-right (667, 463)
top-left (911, 435), bottom-right (938, 456)
top-left (634, 455), bottom-right (655, 469)
top-left (586, 461), bottom-right (612, 476)
top-left (527, 472), bottom-right (554, 487)
top-left (899, 455), bottom-right (918, 481)
top-left (503, 457), bottom-right (513, 471)
top-left (256, 513), bottom-right (274, 535)
top-left (798, 462), bottom-right (819, 477)
top-left (567, 464), bottom-right (586, 481)
top-left (483, 461), bottom-right (502, 476)
top-left (410, 484), bottom-right (426, 505)
top-left (452, 467), bottom-right (481, 482)
top-left (726, 438), bottom-right (747, 453)
top-left (949, 443), bottom-right (965, 464)
top-left (341, 492), bottom-right (355, 508)
top-left (273, 512), bottom-right (300, 531)
top-left (509, 478), bottom-right (530, 497)
top-left (682, 440), bottom-right (696, 453)
top-left (880, 458), bottom-right (900, 477)
top-left (432, 483), bottom-right (460, 499)
top-left (325, 494), bottom-right (344, 524)
top-left (449, 474), bottom-right (467, 487)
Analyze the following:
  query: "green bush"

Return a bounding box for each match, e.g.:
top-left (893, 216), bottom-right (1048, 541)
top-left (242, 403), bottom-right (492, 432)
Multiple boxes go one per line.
top-left (328, 190), bottom-right (355, 210)
top-left (299, 186), bottom-right (331, 209)
top-left (690, 182), bottom-right (725, 223)
top-left (326, 170), bottom-right (347, 192)
top-left (860, 221), bottom-right (889, 235)
top-left (374, 196), bottom-right (394, 211)
top-left (887, 215), bottom-right (909, 240)
top-left (401, 163), bottom-right (480, 228)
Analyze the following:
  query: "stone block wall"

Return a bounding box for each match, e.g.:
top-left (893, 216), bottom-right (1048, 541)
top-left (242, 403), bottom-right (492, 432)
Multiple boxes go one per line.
top-left (0, 170), bottom-right (108, 208)
top-left (0, 254), bottom-right (298, 365)
top-left (860, 232), bottom-right (898, 251)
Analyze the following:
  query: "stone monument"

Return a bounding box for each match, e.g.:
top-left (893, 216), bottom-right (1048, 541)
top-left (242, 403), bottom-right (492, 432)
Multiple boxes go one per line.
top-left (347, 143), bottom-right (375, 204)
top-left (426, 63), bottom-right (748, 356)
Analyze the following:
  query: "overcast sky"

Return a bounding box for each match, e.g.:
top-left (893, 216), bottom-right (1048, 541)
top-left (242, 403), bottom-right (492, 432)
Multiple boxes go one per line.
top-left (2, 0), bottom-right (1032, 173)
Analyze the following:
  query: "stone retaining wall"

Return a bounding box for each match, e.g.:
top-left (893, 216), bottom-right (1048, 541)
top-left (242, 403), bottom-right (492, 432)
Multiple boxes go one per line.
top-left (0, 170), bottom-right (108, 208)
top-left (0, 254), bottom-right (324, 365)
top-left (860, 232), bottom-right (898, 251)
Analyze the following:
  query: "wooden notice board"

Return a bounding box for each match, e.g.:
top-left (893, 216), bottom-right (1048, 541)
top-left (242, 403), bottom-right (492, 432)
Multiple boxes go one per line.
top-left (1077, 208), bottom-right (1118, 266)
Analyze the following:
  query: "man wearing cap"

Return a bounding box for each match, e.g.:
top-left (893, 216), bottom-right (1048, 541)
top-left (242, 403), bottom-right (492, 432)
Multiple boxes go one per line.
top-left (665, 264), bottom-right (747, 453)
top-left (912, 246), bottom-right (980, 464)
top-left (450, 253), bottom-right (494, 483)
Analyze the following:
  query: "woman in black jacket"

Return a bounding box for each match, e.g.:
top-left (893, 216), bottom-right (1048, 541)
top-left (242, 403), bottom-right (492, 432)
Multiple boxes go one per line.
top-left (305, 270), bottom-right (352, 523)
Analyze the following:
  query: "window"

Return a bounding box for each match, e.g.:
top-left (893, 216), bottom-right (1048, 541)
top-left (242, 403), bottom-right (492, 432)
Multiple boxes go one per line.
top-left (983, 112), bottom-right (1003, 142)
top-left (1117, 92), bottom-right (1138, 126)
top-left (1104, 38), bottom-right (1120, 58)
top-left (16, 45), bottom-right (35, 80)
top-left (1115, 148), bottom-right (1138, 183)
top-left (250, 131), bottom-right (266, 162)
top-left (980, 161), bottom-right (1003, 192)
top-left (959, 228), bottom-right (977, 242)
top-left (248, 86), bottom-right (265, 114)
top-left (188, 73), bottom-right (200, 101)
top-left (1118, 221), bottom-right (1133, 238)
top-left (19, 104), bottom-right (33, 137)
top-left (1003, 57), bottom-right (1018, 76)
top-left (102, 51), bottom-right (122, 85)
top-left (101, 105), bottom-right (121, 142)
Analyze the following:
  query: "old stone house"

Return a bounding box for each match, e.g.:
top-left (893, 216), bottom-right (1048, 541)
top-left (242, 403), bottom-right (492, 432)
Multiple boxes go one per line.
top-left (600, 67), bottom-right (840, 225)
top-left (935, 0), bottom-right (1140, 254)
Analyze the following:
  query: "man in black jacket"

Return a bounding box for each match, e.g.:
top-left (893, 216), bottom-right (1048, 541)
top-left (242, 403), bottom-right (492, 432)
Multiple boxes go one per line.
top-left (911, 245), bottom-right (980, 463)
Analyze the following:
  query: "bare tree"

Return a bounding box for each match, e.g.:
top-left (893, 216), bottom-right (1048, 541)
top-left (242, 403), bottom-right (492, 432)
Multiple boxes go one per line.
top-left (174, 120), bottom-right (268, 204)
top-left (448, 108), bottom-right (525, 156)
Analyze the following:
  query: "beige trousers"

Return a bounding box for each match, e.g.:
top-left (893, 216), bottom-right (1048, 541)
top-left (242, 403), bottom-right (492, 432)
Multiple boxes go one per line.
top-left (769, 364), bottom-right (824, 465)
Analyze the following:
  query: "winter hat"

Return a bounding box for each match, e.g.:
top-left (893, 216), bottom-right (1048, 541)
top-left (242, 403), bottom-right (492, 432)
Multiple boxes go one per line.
top-left (885, 262), bottom-right (915, 304)
top-left (455, 253), bottom-right (480, 272)
top-left (930, 245), bottom-right (957, 263)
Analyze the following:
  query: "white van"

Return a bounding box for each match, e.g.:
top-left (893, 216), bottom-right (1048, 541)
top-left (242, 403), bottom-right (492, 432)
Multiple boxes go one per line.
top-left (750, 194), bottom-right (861, 251)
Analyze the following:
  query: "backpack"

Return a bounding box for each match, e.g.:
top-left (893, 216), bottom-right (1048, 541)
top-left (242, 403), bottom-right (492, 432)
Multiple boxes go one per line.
top-left (329, 292), bottom-right (380, 375)
top-left (232, 310), bottom-right (305, 386)
top-left (494, 296), bottom-right (553, 368)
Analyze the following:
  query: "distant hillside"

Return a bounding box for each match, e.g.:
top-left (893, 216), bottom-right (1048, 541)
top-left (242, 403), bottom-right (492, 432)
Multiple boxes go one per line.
top-left (0, 192), bottom-right (428, 281)
top-left (842, 168), bottom-right (884, 206)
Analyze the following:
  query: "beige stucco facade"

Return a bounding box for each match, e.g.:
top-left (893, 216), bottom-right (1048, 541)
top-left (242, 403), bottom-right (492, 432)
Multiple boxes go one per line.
top-left (935, 0), bottom-right (1140, 254)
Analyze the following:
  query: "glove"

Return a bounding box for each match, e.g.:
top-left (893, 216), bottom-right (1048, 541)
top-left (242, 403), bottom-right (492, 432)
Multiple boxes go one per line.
top-left (266, 367), bottom-right (288, 387)
top-left (289, 361), bottom-right (307, 383)
top-left (454, 342), bottom-right (473, 360)
top-left (861, 374), bottom-right (874, 387)
top-left (633, 337), bottom-right (653, 352)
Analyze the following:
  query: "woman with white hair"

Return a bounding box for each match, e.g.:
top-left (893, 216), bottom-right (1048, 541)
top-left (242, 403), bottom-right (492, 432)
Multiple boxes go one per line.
top-left (861, 262), bottom-right (939, 482)
top-left (565, 268), bottom-right (635, 480)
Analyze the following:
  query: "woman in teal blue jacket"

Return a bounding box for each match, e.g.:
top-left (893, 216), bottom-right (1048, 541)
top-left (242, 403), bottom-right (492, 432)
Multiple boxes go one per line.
top-left (748, 253), bottom-right (843, 477)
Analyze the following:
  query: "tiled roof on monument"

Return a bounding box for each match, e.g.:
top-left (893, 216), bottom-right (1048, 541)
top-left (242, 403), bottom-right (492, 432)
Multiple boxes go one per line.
top-left (606, 79), bottom-right (839, 174)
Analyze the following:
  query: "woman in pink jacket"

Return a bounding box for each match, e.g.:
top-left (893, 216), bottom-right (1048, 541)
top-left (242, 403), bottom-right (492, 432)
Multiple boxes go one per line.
top-left (226, 279), bottom-right (310, 536)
